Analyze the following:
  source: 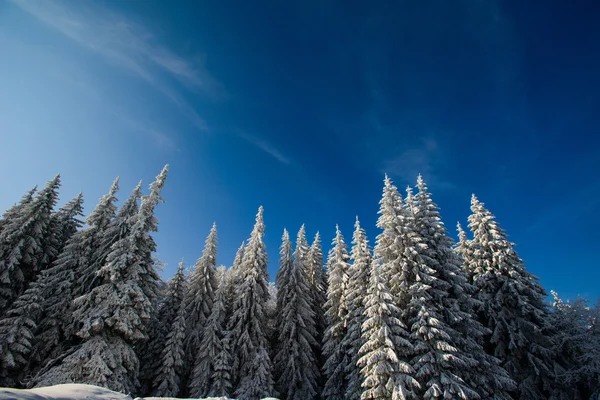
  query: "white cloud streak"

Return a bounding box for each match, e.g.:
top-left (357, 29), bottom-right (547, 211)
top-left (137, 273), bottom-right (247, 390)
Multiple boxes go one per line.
top-left (10, 0), bottom-right (218, 131)
top-left (239, 132), bottom-right (291, 165)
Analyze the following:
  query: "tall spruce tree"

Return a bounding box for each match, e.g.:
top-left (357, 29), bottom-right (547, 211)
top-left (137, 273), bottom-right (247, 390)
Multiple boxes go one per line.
top-left (342, 217), bottom-right (372, 400)
top-left (322, 225), bottom-right (351, 400)
top-left (411, 176), bottom-right (513, 399)
top-left (307, 231), bottom-right (327, 387)
top-left (183, 222), bottom-right (218, 390)
top-left (47, 193), bottom-right (84, 259)
top-left (466, 194), bottom-right (555, 400)
top-left (152, 306), bottom-right (186, 397)
top-left (142, 259), bottom-right (187, 396)
top-left (32, 166), bottom-right (168, 393)
top-left (357, 256), bottom-right (418, 400)
top-left (0, 278), bottom-right (44, 387)
top-left (0, 175), bottom-right (60, 315)
top-left (229, 206), bottom-right (274, 400)
top-left (189, 268), bottom-right (232, 398)
top-left (274, 225), bottom-right (319, 400)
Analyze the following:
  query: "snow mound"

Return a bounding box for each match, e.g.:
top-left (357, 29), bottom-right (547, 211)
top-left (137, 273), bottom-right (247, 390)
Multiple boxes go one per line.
top-left (0, 384), bottom-right (280, 400)
top-left (0, 384), bottom-right (130, 400)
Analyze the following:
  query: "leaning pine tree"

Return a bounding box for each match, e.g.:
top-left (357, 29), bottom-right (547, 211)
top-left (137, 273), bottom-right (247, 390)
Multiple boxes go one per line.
top-left (31, 166), bottom-right (168, 393)
top-left (274, 225), bottom-right (319, 400)
top-left (322, 225), bottom-right (351, 400)
top-left (229, 206), bottom-right (274, 400)
top-left (466, 194), bottom-right (555, 400)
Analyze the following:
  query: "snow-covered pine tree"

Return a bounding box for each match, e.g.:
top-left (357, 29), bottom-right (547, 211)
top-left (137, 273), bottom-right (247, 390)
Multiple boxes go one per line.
top-left (0, 186), bottom-right (37, 235)
top-left (183, 222), bottom-right (218, 390)
top-left (274, 229), bottom-right (293, 360)
top-left (342, 217), bottom-right (371, 400)
top-left (28, 179), bottom-right (119, 377)
top-left (224, 242), bottom-right (245, 325)
top-left (152, 304), bottom-right (187, 397)
top-left (306, 231), bottom-right (327, 382)
top-left (411, 176), bottom-right (513, 399)
top-left (274, 225), bottom-right (319, 400)
top-left (73, 177), bottom-right (124, 298)
top-left (189, 268), bottom-right (231, 398)
top-left (47, 193), bottom-right (84, 260)
top-left (229, 206), bottom-right (274, 400)
top-left (140, 259), bottom-right (187, 395)
top-left (0, 175), bottom-right (60, 315)
top-left (358, 255), bottom-right (418, 400)
top-left (467, 194), bottom-right (555, 400)
top-left (322, 225), bottom-right (351, 400)
top-left (32, 166), bottom-right (168, 393)
top-left (547, 291), bottom-right (600, 399)
top-left (0, 278), bottom-right (44, 387)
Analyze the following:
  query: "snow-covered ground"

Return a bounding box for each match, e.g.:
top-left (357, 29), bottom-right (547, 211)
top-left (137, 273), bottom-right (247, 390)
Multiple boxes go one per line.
top-left (0, 384), bottom-right (279, 400)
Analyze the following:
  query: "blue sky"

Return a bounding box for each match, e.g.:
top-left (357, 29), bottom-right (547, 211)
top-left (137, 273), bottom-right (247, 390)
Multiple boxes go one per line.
top-left (1, 0), bottom-right (599, 300)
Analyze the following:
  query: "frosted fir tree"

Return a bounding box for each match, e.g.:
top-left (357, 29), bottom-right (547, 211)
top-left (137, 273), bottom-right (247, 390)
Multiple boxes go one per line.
top-left (358, 256), bottom-right (418, 400)
top-left (0, 279), bottom-right (44, 386)
top-left (0, 175), bottom-right (60, 315)
top-left (411, 176), bottom-right (514, 399)
top-left (152, 306), bottom-right (187, 398)
top-left (189, 270), bottom-right (231, 398)
top-left (183, 222), bottom-right (218, 387)
top-left (274, 225), bottom-right (319, 400)
top-left (547, 291), bottom-right (600, 399)
top-left (274, 229), bottom-right (293, 333)
top-left (322, 225), bottom-right (351, 400)
top-left (306, 232), bottom-right (327, 371)
top-left (229, 206), bottom-right (274, 400)
top-left (342, 217), bottom-right (372, 400)
top-left (27, 180), bottom-right (119, 376)
top-left (48, 193), bottom-right (85, 258)
top-left (0, 186), bottom-right (37, 235)
top-left (32, 166), bottom-right (168, 393)
top-left (73, 177), bottom-right (123, 298)
top-left (467, 194), bottom-right (555, 400)
top-left (140, 259), bottom-right (187, 395)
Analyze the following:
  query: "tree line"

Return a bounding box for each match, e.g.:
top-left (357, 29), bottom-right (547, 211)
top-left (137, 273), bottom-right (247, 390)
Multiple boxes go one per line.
top-left (0, 166), bottom-right (598, 400)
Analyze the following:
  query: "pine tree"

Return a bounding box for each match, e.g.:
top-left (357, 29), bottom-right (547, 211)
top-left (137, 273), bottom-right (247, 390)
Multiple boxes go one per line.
top-left (48, 193), bottom-right (84, 259)
top-left (411, 176), bottom-right (513, 399)
top-left (323, 225), bottom-right (351, 400)
top-left (152, 307), bottom-right (187, 397)
top-left (73, 177), bottom-right (123, 298)
top-left (183, 223), bottom-right (218, 389)
top-left (274, 229), bottom-right (293, 356)
top-left (140, 259), bottom-right (187, 395)
top-left (274, 225), bottom-right (319, 400)
top-left (224, 242), bottom-right (245, 324)
top-left (0, 186), bottom-right (37, 235)
top-left (32, 166), bottom-right (168, 393)
top-left (342, 217), bottom-right (372, 400)
top-left (357, 258), bottom-right (418, 400)
top-left (189, 269), bottom-right (231, 398)
top-left (229, 206), bottom-right (274, 400)
top-left (0, 279), bottom-right (44, 386)
top-left (0, 175), bottom-right (60, 315)
top-left (547, 291), bottom-right (600, 399)
top-left (466, 194), bottom-right (555, 400)
top-left (29, 179), bottom-right (119, 375)
top-left (307, 231), bottom-right (327, 387)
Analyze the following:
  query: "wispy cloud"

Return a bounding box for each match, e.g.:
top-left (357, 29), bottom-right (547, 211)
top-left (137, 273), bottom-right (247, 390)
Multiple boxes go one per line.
top-left (239, 132), bottom-right (291, 165)
top-left (10, 0), bottom-right (220, 131)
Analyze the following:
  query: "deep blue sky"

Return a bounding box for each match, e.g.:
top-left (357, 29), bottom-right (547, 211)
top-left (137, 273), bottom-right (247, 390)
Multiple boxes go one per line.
top-left (1, 0), bottom-right (599, 300)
